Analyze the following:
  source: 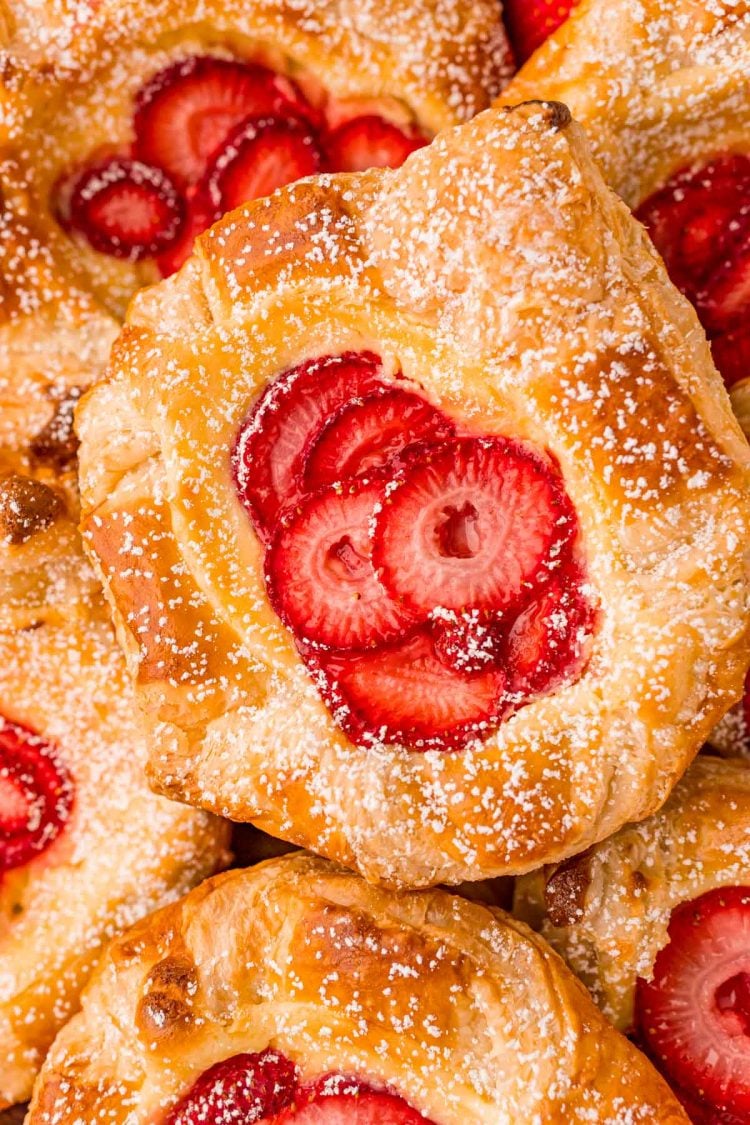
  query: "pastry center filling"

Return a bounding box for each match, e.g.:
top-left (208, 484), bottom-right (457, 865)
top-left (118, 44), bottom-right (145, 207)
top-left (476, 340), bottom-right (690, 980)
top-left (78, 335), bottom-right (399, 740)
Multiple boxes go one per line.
top-left (55, 53), bottom-right (427, 276)
top-left (0, 719), bottom-right (73, 875)
top-left (436, 501), bottom-right (481, 559)
top-left (233, 351), bottom-right (597, 752)
top-left (166, 1049), bottom-right (435, 1123)
top-left (636, 886), bottom-right (750, 1117)
top-left (636, 154), bottom-right (750, 390)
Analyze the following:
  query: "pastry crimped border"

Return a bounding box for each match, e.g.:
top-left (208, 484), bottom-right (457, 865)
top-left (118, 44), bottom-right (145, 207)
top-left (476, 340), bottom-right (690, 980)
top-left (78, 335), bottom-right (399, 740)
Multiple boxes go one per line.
top-left (28, 852), bottom-right (688, 1124)
top-left (77, 101), bottom-right (750, 888)
top-left (514, 755), bottom-right (750, 1031)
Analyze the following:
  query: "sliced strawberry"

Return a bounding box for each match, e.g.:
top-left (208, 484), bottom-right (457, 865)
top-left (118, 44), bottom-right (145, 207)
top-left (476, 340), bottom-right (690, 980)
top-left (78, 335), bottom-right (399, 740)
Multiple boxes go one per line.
top-left (134, 56), bottom-right (315, 186)
top-left (232, 352), bottom-right (390, 540)
top-left (66, 157), bottom-right (184, 261)
top-left (156, 184), bottom-right (216, 277)
top-left (503, 568), bottom-right (595, 697)
top-left (700, 240), bottom-right (750, 335)
top-left (279, 1076), bottom-right (434, 1123)
top-left (311, 628), bottom-right (506, 750)
top-left (373, 437), bottom-right (577, 617)
top-left (711, 324), bottom-right (750, 390)
top-left (301, 388), bottom-right (454, 491)
top-left (325, 114), bottom-right (427, 172)
top-left (203, 115), bottom-right (324, 215)
top-left (0, 718), bottom-right (73, 874)
top-left (503, 0), bottom-right (578, 62)
top-left (636, 886), bottom-right (750, 1118)
top-left (431, 610), bottom-right (505, 675)
top-left (266, 477), bottom-right (415, 650)
top-left (166, 1049), bottom-right (297, 1124)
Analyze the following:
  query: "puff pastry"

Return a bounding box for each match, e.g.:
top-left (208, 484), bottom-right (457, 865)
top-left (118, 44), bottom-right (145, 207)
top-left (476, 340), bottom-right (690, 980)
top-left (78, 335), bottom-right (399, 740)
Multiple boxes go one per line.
top-left (514, 755), bottom-right (750, 1119)
top-left (0, 0), bottom-right (511, 320)
top-left (77, 100), bottom-right (750, 889)
top-left (27, 852), bottom-right (687, 1123)
top-left (499, 0), bottom-right (750, 418)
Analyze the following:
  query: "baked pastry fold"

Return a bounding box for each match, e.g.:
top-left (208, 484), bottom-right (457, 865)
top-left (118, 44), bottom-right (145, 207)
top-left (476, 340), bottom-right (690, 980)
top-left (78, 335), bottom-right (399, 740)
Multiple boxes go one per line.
top-left (27, 853), bottom-right (688, 1123)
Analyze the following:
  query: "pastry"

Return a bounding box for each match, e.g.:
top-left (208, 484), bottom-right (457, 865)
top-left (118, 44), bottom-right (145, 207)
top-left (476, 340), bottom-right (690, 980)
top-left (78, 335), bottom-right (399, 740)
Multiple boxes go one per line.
top-left (0, 0), bottom-right (512, 319)
top-left (514, 756), bottom-right (750, 1121)
top-left (77, 100), bottom-right (750, 888)
top-left (499, 0), bottom-right (750, 411)
top-left (0, 468), bottom-right (231, 1108)
top-left (27, 852), bottom-right (688, 1123)
top-left (0, 179), bottom-right (231, 1106)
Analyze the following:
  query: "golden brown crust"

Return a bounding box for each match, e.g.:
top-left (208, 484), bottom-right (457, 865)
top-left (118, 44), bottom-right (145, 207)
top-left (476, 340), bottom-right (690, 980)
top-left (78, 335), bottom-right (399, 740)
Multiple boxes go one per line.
top-left (498, 0), bottom-right (750, 438)
top-left (27, 853), bottom-right (688, 1123)
top-left (0, 476), bottom-right (231, 1108)
top-left (0, 0), bottom-right (511, 319)
top-left (78, 101), bottom-right (750, 888)
top-left (514, 756), bottom-right (750, 1031)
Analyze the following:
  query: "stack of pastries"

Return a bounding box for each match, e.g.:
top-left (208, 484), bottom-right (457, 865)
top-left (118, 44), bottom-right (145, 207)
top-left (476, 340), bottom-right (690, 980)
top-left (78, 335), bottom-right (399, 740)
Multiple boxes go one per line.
top-left (0, 0), bottom-right (748, 1121)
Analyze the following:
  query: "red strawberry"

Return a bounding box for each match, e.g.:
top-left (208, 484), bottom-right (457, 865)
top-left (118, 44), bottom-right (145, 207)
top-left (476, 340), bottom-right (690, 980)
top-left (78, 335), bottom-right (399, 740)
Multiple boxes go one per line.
top-left (711, 324), bottom-right (750, 390)
top-left (166, 1049), bottom-right (297, 1124)
top-left (66, 157), bottom-right (185, 261)
top-left (432, 610), bottom-right (506, 675)
top-left (232, 352), bottom-right (390, 539)
top-left (700, 240), bottom-right (750, 335)
top-left (325, 115), bottom-right (427, 172)
top-left (134, 56), bottom-right (316, 186)
top-left (636, 886), bottom-right (750, 1118)
top-left (266, 477), bottom-right (415, 650)
top-left (301, 388), bottom-right (454, 491)
top-left (156, 184), bottom-right (216, 277)
top-left (312, 628), bottom-right (506, 750)
top-left (503, 568), bottom-right (595, 697)
top-left (0, 718), bottom-right (73, 873)
top-left (203, 116), bottom-right (324, 215)
top-left (503, 0), bottom-right (578, 62)
top-left (278, 1077), bottom-right (434, 1123)
top-left (372, 437), bottom-right (576, 617)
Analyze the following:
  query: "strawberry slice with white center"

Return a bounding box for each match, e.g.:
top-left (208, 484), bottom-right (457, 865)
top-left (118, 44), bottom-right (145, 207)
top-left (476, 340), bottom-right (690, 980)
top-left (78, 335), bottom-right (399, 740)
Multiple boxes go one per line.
top-left (232, 352), bottom-right (390, 540)
top-left (66, 157), bottom-right (185, 261)
top-left (266, 477), bottom-right (416, 650)
top-left (372, 437), bottom-right (577, 617)
top-left (503, 568), bottom-right (595, 697)
top-left (636, 886), bottom-right (750, 1118)
top-left (202, 115), bottom-right (324, 216)
top-left (503, 0), bottom-right (578, 62)
top-left (325, 114), bottom-right (427, 172)
top-left (301, 388), bottom-right (454, 491)
top-left (0, 719), bottom-right (73, 873)
top-left (134, 55), bottom-right (316, 186)
top-left (312, 628), bottom-right (506, 750)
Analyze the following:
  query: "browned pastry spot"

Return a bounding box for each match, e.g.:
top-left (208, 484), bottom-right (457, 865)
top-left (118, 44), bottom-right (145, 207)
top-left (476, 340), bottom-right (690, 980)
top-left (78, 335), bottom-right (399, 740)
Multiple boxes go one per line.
top-left (29, 388), bottom-right (82, 471)
top-left (0, 473), bottom-right (63, 545)
top-left (545, 850), bottom-right (593, 927)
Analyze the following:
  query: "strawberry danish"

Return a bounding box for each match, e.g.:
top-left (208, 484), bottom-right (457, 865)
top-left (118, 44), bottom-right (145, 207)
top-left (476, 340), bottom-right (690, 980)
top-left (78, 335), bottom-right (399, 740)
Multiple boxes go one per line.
top-left (77, 100), bottom-right (750, 888)
top-left (0, 0), bottom-right (511, 318)
top-left (500, 0), bottom-right (750, 408)
top-left (514, 757), bottom-right (750, 1122)
top-left (27, 852), bottom-right (687, 1123)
